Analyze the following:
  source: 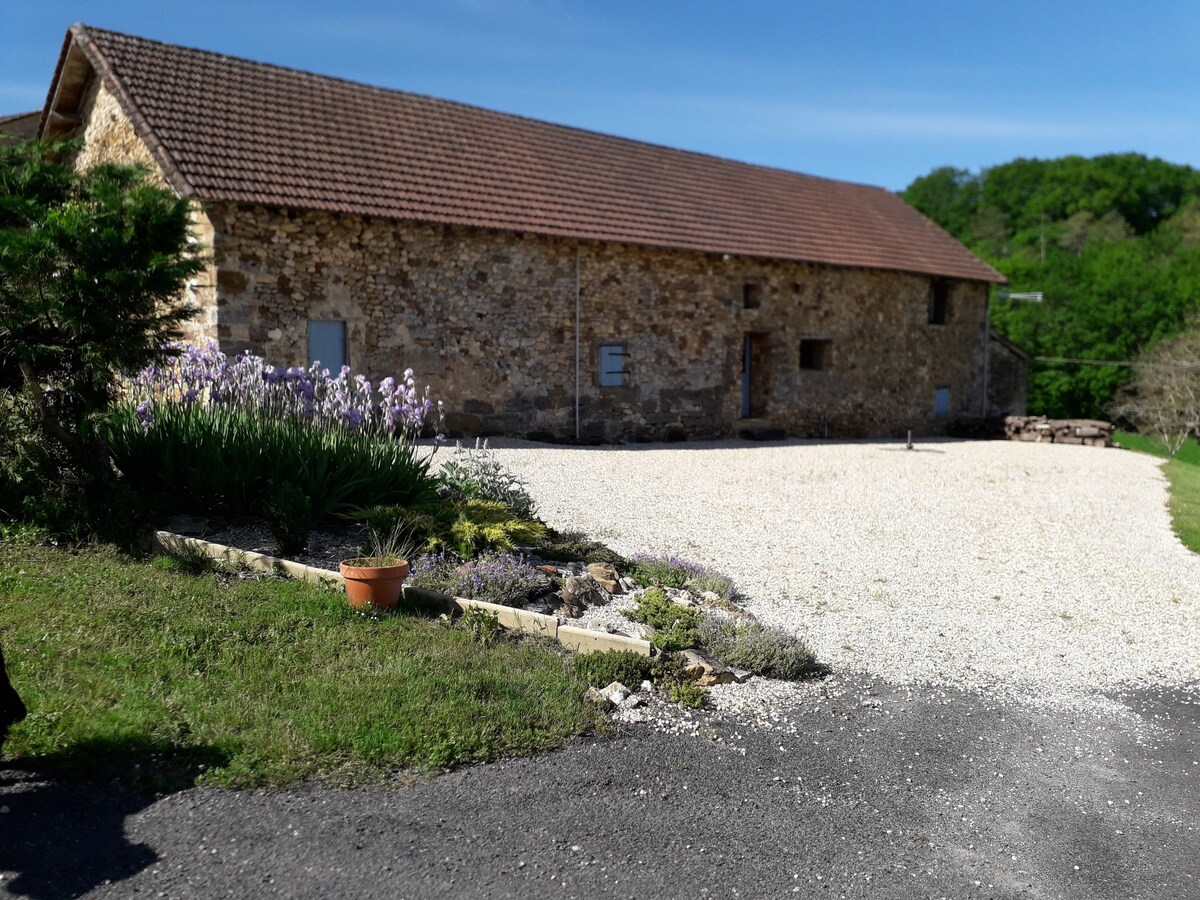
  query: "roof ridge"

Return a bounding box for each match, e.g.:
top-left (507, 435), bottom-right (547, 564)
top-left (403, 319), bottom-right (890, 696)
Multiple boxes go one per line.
top-left (74, 23), bottom-right (895, 196)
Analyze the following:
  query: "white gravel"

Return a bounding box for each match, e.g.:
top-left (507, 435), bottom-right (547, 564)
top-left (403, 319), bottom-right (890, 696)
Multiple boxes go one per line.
top-left (488, 438), bottom-right (1200, 705)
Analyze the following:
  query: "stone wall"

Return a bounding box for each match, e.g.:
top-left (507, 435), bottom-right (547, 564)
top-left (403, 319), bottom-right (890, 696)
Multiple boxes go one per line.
top-left (72, 78), bottom-right (218, 345)
top-left (206, 202), bottom-right (989, 441)
top-left (70, 77), bottom-right (992, 441)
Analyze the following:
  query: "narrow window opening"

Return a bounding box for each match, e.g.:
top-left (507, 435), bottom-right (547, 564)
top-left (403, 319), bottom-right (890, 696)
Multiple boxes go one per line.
top-left (742, 283), bottom-right (762, 309)
top-left (599, 344), bottom-right (627, 387)
top-left (308, 320), bottom-right (346, 371)
top-left (799, 338), bottom-right (832, 371)
top-left (934, 385), bottom-right (950, 417)
top-left (928, 281), bottom-right (949, 325)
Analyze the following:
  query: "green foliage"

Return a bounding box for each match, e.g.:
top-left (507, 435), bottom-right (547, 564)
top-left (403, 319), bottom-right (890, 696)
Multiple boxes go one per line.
top-left (0, 139), bottom-right (203, 533)
top-left (572, 650), bottom-right (654, 688)
top-left (903, 153), bottom-right (1200, 418)
top-left (534, 528), bottom-right (628, 567)
top-left (439, 439), bottom-right (537, 519)
top-left (623, 588), bottom-right (701, 651)
top-left (649, 655), bottom-right (706, 709)
top-left (628, 558), bottom-right (691, 589)
top-left (407, 551), bottom-right (550, 608)
top-left (0, 542), bottom-right (601, 788)
top-left (627, 555), bottom-right (738, 604)
top-left (104, 402), bottom-right (438, 523)
top-left (698, 618), bottom-right (818, 681)
top-left (457, 605), bottom-right (507, 647)
top-left (264, 481), bottom-right (315, 556)
top-left (431, 499), bottom-right (546, 557)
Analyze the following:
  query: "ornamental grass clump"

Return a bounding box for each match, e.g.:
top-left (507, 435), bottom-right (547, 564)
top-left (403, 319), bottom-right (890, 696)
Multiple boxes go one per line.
top-left (627, 554), bottom-right (738, 604)
top-left (105, 343), bottom-right (443, 521)
top-left (697, 618), bottom-right (818, 681)
top-left (407, 551), bottom-right (548, 608)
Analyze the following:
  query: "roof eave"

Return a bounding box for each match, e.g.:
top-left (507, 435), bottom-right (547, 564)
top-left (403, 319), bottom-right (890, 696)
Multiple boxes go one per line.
top-left (40, 23), bottom-right (196, 196)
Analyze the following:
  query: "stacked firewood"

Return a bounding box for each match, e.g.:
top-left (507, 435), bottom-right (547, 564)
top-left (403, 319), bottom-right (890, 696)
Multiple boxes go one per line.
top-left (1004, 416), bottom-right (1114, 447)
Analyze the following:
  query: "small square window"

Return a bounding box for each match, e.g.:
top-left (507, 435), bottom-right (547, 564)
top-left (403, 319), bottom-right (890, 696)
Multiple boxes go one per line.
top-left (928, 281), bottom-right (949, 325)
top-left (308, 320), bottom-right (346, 370)
top-left (799, 338), bottom-right (832, 371)
top-left (934, 386), bottom-right (950, 417)
top-left (599, 344), bottom-right (626, 387)
top-left (742, 283), bottom-right (762, 309)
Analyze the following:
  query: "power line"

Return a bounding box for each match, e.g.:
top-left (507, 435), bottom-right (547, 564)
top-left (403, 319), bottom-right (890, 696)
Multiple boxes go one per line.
top-left (1035, 356), bottom-right (1200, 369)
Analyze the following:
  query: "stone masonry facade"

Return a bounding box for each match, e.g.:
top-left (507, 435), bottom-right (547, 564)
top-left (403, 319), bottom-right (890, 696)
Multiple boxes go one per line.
top-left (74, 80), bottom-right (991, 442)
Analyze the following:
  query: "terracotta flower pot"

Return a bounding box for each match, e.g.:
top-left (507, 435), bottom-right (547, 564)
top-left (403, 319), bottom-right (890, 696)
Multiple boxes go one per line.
top-left (338, 558), bottom-right (411, 610)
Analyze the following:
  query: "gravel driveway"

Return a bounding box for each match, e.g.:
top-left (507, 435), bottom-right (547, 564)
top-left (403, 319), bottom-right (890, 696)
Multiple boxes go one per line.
top-left (490, 438), bottom-right (1200, 703)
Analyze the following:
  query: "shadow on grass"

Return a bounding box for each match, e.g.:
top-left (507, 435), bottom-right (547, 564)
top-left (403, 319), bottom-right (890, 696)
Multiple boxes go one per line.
top-left (0, 736), bottom-right (230, 899)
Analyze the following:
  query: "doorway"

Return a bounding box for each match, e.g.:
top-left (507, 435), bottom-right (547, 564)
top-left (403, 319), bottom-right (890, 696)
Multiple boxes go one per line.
top-left (741, 333), bottom-right (770, 418)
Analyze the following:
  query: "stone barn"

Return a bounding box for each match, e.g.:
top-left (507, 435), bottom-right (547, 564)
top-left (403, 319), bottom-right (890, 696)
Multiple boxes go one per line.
top-left (37, 24), bottom-right (1008, 442)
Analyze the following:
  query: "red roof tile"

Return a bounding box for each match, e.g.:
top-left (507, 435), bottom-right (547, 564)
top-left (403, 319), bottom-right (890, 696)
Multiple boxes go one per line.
top-left (50, 24), bottom-right (1003, 283)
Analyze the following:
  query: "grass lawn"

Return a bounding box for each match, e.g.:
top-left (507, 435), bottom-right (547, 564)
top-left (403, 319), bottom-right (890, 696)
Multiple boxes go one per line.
top-left (0, 542), bottom-right (603, 791)
top-left (1114, 431), bottom-right (1200, 553)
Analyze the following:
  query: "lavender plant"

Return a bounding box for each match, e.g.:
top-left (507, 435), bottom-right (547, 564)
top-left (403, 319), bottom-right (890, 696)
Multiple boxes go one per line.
top-left (407, 551), bottom-right (550, 608)
top-left (627, 554), bottom-right (738, 603)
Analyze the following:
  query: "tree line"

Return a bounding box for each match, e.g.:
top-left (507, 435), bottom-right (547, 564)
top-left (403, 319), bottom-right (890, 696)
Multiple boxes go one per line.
top-left (903, 154), bottom-right (1200, 421)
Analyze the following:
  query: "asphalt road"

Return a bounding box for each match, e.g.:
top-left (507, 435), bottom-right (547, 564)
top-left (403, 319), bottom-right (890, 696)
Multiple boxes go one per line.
top-left (2, 675), bottom-right (1197, 900)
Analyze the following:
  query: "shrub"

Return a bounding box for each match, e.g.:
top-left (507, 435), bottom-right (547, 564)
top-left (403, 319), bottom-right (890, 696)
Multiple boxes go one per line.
top-left (697, 618), bottom-right (817, 680)
top-left (573, 650), bottom-right (654, 688)
top-left (627, 554), bottom-right (738, 603)
top-left (439, 439), bottom-right (536, 519)
top-left (623, 588), bottom-right (701, 652)
top-left (1, 141), bottom-right (203, 535)
top-left (407, 551), bottom-right (549, 608)
top-left (534, 528), bottom-right (627, 568)
top-left (438, 500), bottom-right (547, 557)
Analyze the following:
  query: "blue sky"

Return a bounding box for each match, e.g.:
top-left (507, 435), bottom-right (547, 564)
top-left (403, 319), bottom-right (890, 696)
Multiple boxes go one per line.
top-left (4, 1), bottom-right (1199, 190)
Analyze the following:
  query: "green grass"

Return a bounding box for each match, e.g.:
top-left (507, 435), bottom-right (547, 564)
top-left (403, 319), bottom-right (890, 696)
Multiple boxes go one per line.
top-left (1114, 431), bottom-right (1200, 553)
top-left (0, 542), bottom-right (602, 791)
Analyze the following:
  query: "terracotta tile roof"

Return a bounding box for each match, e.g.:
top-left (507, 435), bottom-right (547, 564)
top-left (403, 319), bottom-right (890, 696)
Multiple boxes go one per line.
top-left (48, 24), bottom-right (1003, 283)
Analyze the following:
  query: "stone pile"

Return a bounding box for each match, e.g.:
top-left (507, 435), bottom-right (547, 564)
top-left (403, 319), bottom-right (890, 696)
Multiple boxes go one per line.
top-left (1004, 416), bottom-right (1114, 447)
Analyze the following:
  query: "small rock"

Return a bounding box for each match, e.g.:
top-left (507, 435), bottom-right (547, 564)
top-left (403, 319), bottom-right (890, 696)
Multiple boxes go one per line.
top-left (601, 681), bottom-right (630, 704)
top-left (618, 577), bottom-right (639, 593)
top-left (536, 565), bottom-right (559, 576)
top-left (730, 668), bottom-right (754, 683)
top-left (585, 686), bottom-right (615, 711)
top-left (861, 698), bottom-right (882, 708)
top-left (639, 679), bottom-right (655, 693)
top-left (618, 694), bottom-right (643, 710)
top-left (587, 621), bottom-right (615, 633)
top-left (629, 623), bottom-right (656, 642)
top-left (556, 575), bottom-right (610, 618)
top-left (678, 649), bottom-right (736, 686)
top-left (700, 590), bottom-right (721, 605)
top-left (586, 563), bottom-right (621, 593)
top-left (671, 590), bottom-right (697, 608)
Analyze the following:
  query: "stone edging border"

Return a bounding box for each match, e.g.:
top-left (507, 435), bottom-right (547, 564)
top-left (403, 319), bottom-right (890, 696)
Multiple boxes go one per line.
top-left (151, 531), bottom-right (652, 657)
